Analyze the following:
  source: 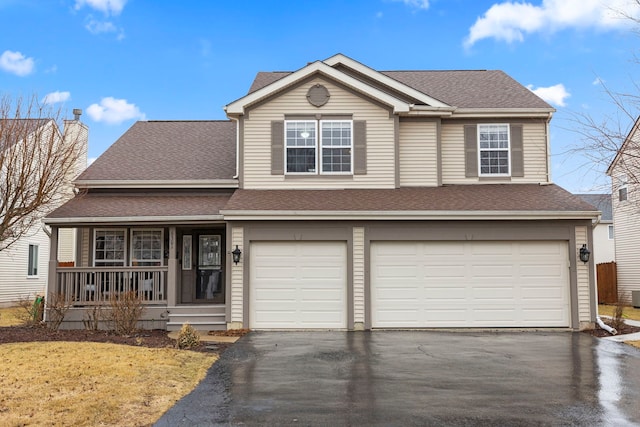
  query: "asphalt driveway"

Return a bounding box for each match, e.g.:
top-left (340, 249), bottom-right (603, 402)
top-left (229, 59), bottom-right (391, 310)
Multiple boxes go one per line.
top-left (156, 331), bottom-right (640, 426)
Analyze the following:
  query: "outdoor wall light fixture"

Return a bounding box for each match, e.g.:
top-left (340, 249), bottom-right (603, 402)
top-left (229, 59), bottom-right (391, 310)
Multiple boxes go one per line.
top-left (232, 245), bottom-right (242, 264)
top-left (579, 244), bottom-right (591, 263)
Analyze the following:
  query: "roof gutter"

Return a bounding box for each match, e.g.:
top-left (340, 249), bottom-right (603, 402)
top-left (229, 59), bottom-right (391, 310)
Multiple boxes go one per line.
top-left (74, 179), bottom-right (239, 189)
top-left (220, 210), bottom-right (600, 221)
top-left (44, 214), bottom-right (225, 225)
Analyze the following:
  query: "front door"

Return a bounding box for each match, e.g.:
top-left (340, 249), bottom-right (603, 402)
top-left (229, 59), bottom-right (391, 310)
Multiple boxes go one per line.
top-left (196, 234), bottom-right (223, 303)
top-left (179, 229), bottom-right (225, 304)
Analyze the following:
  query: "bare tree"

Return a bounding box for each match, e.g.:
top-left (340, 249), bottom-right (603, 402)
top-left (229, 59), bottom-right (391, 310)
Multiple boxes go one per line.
top-left (0, 94), bottom-right (83, 252)
top-left (568, 1), bottom-right (640, 188)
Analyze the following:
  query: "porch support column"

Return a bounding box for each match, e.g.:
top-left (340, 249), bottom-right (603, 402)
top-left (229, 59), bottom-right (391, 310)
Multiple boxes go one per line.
top-left (47, 226), bottom-right (59, 310)
top-left (167, 227), bottom-right (178, 306)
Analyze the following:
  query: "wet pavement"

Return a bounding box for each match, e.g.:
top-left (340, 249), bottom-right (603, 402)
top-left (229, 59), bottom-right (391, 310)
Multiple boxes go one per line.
top-left (155, 331), bottom-right (640, 426)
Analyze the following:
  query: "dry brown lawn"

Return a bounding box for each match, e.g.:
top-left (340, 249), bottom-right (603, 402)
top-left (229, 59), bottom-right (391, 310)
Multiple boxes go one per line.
top-left (0, 306), bottom-right (27, 327)
top-left (0, 341), bottom-right (217, 426)
top-left (0, 306), bottom-right (219, 425)
top-left (598, 304), bottom-right (640, 321)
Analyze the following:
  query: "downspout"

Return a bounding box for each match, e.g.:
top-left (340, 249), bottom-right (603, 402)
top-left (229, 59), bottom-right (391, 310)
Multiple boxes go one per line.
top-left (590, 214), bottom-right (617, 335)
top-left (545, 115), bottom-right (552, 184)
top-left (229, 116), bottom-right (239, 179)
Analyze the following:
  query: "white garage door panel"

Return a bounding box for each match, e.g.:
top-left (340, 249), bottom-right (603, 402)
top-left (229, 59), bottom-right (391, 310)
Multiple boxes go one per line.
top-left (372, 241), bottom-right (570, 328)
top-left (251, 242), bottom-right (347, 329)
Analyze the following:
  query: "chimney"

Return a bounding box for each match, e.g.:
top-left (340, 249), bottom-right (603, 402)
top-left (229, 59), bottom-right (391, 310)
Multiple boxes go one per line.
top-left (64, 108), bottom-right (89, 177)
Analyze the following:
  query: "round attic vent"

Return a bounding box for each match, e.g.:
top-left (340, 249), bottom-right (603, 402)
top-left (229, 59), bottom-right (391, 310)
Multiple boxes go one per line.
top-left (307, 84), bottom-right (330, 107)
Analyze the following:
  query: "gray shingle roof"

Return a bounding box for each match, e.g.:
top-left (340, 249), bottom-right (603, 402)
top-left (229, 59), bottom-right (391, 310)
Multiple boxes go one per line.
top-left (224, 185), bottom-right (597, 213)
top-left (247, 69), bottom-right (552, 109)
top-left (576, 194), bottom-right (612, 221)
top-left (47, 192), bottom-right (231, 221)
top-left (77, 121), bottom-right (236, 181)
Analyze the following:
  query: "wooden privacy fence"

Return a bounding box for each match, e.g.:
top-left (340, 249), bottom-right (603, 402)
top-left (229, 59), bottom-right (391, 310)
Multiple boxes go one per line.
top-left (597, 261), bottom-right (617, 304)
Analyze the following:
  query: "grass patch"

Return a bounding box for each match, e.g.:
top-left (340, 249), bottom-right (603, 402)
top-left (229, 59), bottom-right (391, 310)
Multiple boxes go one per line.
top-left (0, 306), bottom-right (26, 327)
top-left (598, 304), bottom-right (640, 321)
top-left (628, 341), bottom-right (640, 349)
top-left (0, 341), bottom-right (217, 426)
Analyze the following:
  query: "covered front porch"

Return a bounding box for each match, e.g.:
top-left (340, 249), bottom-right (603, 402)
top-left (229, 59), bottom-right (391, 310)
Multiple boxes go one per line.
top-left (45, 192), bottom-right (234, 331)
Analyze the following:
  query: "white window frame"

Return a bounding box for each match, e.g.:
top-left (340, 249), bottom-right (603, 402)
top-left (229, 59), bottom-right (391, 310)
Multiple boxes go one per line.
top-left (320, 120), bottom-right (353, 175)
top-left (618, 174), bottom-right (628, 202)
top-left (478, 123), bottom-right (511, 177)
top-left (130, 228), bottom-right (164, 267)
top-left (284, 119), bottom-right (353, 175)
top-left (608, 225), bottom-right (614, 240)
top-left (285, 120), bottom-right (318, 175)
top-left (27, 244), bottom-right (39, 278)
top-left (93, 228), bottom-right (127, 267)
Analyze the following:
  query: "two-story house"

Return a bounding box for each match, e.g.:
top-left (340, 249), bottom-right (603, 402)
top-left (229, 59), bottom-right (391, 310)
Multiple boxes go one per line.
top-left (0, 113), bottom-right (87, 305)
top-left (607, 116), bottom-right (640, 306)
top-left (45, 54), bottom-right (599, 330)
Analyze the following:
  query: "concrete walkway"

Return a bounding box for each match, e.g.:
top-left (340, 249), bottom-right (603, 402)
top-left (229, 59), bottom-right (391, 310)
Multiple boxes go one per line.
top-left (155, 331), bottom-right (640, 426)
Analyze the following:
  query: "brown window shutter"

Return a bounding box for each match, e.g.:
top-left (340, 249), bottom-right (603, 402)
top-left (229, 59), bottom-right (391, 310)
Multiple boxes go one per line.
top-left (271, 121), bottom-right (284, 175)
top-left (464, 125), bottom-right (478, 178)
top-left (353, 120), bottom-right (367, 175)
top-left (510, 124), bottom-right (524, 177)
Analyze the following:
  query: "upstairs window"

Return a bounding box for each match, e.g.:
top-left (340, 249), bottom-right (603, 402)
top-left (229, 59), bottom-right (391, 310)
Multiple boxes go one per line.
top-left (285, 120), bottom-right (352, 174)
top-left (608, 225), bottom-right (614, 240)
top-left (618, 174), bottom-right (628, 202)
top-left (27, 244), bottom-right (38, 277)
top-left (478, 124), bottom-right (510, 176)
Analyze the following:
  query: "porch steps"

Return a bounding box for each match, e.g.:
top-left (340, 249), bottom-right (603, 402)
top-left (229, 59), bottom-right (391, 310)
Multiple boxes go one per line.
top-left (167, 305), bottom-right (226, 332)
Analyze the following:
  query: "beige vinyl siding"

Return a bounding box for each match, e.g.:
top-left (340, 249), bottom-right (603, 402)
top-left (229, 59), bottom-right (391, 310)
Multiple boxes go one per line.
top-left (611, 170), bottom-right (640, 304)
top-left (399, 121), bottom-right (438, 187)
top-left (353, 227), bottom-right (365, 326)
top-left (0, 225), bottom-right (49, 304)
top-left (243, 78), bottom-right (396, 189)
top-left (80, 228), bottom-right (90, 267)
top-left (441, 121), bottom-right (549, 184)
top-left (575, 225), bottom-right (592, 324)
top-left (230, 226), bottom-right (244, 323)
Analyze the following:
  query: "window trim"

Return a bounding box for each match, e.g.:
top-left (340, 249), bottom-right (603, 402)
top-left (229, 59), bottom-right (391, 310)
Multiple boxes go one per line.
top-left (320, 120), bottom-right (353, 175)
top-left (27, 244), bottom-right (39, 278)
top-left (284, 119), bottom-right (353, 175)
top-left (285, 120), bottom-right (318, 175)
top-left (618, 174), bottom-right (628, 202)
top-left (130, 228), bottom-right (165, 267)
top-left (93, 228), bottom-right (127, 267)
top-left (477, 123), bottom-right (511, 177)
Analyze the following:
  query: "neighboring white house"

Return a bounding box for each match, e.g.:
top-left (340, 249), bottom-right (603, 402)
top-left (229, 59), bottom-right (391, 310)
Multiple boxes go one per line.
top-left (0, 113), bottom-right (88, 305)
top-left (576, 194), bottom-right (615, 265)
top-left (607, 116), bottom-right (640, 304)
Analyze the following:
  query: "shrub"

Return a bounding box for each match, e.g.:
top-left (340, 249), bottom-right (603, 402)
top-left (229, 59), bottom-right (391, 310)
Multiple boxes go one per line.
top-left (46, 292), bottom-right (71, 330)
top-left (176, 323), bottom-right (201, 350)
top-left (17, 294), bottom-right (44, 326)
top-left (83, 305), bottom-right (103, 331)
top-left (611, 299), bottom-right (626, 331)
top-left (104, 291), bottom-right (145, 335)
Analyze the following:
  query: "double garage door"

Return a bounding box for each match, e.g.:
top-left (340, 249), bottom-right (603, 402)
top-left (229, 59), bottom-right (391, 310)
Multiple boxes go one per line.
top-left (250, 240), bottom-right (570, 329)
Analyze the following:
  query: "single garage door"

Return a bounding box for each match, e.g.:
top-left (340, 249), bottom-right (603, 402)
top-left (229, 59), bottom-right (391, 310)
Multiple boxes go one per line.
top-left (250, 241), bottom-right (347, 329)
top-left (371, 241), bottom-right (570, 328)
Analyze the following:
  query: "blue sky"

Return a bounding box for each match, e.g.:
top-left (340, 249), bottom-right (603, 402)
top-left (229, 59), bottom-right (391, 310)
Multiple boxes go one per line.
top-left (1, 0), bottom-right (639, 193)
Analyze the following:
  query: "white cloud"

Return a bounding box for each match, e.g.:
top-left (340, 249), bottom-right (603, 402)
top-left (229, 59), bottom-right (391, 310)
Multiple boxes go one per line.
top-left (527, 83), bottom-right (570, 107)
top-left (0, 50), bottom-right (34, 76)
top-left (392, 0), bottom-right (430, 10)
top-left (42, 91), bottom-right (71, 105)
top-left (85, 17), bottom-right (125, 39)
top-left (86, 97), bottom-right (145, 124)
top-left (592, 77), bottom-right (605, 85)
top-left (465, 0), bottom-right (639, 47)
top-left (75, 0), bottom-right (127, 16)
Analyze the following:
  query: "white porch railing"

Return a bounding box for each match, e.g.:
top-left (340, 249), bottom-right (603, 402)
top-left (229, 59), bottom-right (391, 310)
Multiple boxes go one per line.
top-left (55, 267), bottom-right (168, 305)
